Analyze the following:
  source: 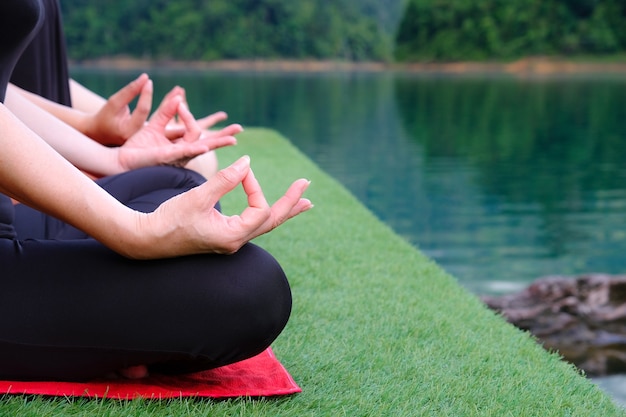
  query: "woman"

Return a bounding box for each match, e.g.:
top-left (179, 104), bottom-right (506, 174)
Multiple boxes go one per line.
top-left (10, 0), bottom-right (234, 179)
top-left (0, 0), bottom-right (311, 381)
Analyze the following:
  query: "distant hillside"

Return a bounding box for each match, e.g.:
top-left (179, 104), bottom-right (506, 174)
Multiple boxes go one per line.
top-left (396, 0), bottom-right (626, 61)
top-left (61, 0), bottom-right (406, 62)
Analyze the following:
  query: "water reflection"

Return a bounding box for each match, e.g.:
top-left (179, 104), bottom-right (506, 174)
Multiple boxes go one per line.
top-left (394, 76), bottom-right (626, 293)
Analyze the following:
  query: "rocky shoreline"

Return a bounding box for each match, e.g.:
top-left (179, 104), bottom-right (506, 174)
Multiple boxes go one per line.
top-left (70, 56), bottom-right (626, 77)
top-left (483, 274), bottom-right (626, 376)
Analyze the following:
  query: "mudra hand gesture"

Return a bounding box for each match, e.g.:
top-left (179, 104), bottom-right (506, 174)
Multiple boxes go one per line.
top-left (115, 93), bottom-right (239, 172)
top-left (84, 75), bottom-right (243, 148)
top-left (123, 155), bottom-right (313, 259)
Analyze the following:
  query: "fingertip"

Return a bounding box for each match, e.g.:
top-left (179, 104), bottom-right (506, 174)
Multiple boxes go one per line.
top-left (231, 155), bottom-right (250, 172)
top-left (297, 178), bottom-right (312, 189)
top-left (171, 94), bottom-right (184, 108)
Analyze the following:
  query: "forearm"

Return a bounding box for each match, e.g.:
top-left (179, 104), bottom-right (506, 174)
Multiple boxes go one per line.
top-left (0, 104), bottom-right (144, 257)
top-left (8, 83), bottom-right (93, 135)
top-left (69, 78), bottom-right (107, 113)
top-left (4, 86), bottom-right (123, 176)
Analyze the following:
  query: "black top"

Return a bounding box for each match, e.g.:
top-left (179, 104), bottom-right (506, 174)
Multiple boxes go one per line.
top-left (10, 0), bottom-right (72, 106)
top-left (0, 0), bottom-right (44, 238)
top-left (0, 0), bottom-right (43, 102)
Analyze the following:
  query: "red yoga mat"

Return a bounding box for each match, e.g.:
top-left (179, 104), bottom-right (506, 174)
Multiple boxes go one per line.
top-left (0, 348), bottom-right (301, 400)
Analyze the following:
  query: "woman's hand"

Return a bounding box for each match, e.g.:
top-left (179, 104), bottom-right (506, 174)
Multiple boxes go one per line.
top-left (130, 156), bottom-right (313, 259)
top-left (0, 104), bottom-right (309, 261)
top-left (160, 86), bottom-right (243, 142)
top-left (82, 73), bottom-right (153, 146)
top-left (115, 93), bottom-right (240, 172)
top-left (167, 110), bottom-right (244, 142)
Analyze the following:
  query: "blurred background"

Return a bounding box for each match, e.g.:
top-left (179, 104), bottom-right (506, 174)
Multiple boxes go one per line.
top-left (62, 0), bottom-right (626, 63)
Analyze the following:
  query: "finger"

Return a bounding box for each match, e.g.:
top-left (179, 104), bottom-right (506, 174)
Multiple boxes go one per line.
top-left (164, 125), bottom-right (186, 140)
top-left (201, 124), bottom-right (244, 139)
top-left (197, 135), bottom-right (237, 151)
top-left (148, 94), bottom-right (183, 131)
top-left (286, 197), bottom-right (314, 219)
top-left (128, 79), bottom-right (153, 131)
top-left (159, 141), bottom-right (210, 165)
top-left (200, 155), bottom-right (251, 206)
top-left (161, 86), bottom-right (185, 103)
top-left (107, 73), bottom-right (149, 108)
top-left (179, 87), bottom-right (188, 107)
top-left (173, 87), bottom-right (187, 123)
top-left (238, 168), bottom-right (273, 236)
top-left (177, 102), bottom-right (202, 143)
top-left (266, 179), bottom-right (312, 227)
top-left (196, 111), bottom-right (228, 130)
top-left (242, 168), bottom-right (271, 212)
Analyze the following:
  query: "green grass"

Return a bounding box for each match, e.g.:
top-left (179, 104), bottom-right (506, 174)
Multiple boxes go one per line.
top-left (2, 129), bottom-right (624, 416)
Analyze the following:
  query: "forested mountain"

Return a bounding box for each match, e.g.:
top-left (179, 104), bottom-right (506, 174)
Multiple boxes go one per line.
top-left (61, 0), bottom-right (626, 62)
top-left (396, 0), bottom-right (626, 61)
top-left (61, 0), bottom-right (406, 61)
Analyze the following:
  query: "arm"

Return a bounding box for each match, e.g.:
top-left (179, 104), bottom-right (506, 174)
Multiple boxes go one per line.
top-left (69, 77), bottom-right (108, 113)
top-left (0, 103), bottom-right (141, 251)
top-left (4, 84), bottom-right (234, 176)
top-left (12, 74), bottom-right (153, 146)
top-left (0, 103), bottom-right (312, 259)
top-left (5, 84), bottom-right (121, 176)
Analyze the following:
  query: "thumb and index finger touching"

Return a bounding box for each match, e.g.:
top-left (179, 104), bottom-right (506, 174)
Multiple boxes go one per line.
top-left (114, 76), bottom-right (313, 237)
top-left (205, 156), bottom-right (313, 240)
top-left (105, 73), bottom-right (154, 135)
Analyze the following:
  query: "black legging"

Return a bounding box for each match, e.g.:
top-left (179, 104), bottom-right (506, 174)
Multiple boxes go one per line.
top-left (0, 0), bottom-right (291, 381)
top-left (0, 168), bottom-right (292, 382)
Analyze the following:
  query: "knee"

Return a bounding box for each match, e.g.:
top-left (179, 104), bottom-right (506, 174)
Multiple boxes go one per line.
top-left (237, 243), bottom-right (293, 336)
top-left (209, 243), bottom-right (292, 361)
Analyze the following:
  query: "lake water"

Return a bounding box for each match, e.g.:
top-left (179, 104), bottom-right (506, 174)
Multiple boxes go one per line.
top-left (72, 68), bottom-right (626, 406)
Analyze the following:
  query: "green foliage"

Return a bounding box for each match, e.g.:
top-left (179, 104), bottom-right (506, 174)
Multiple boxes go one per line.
top-left (396, 0), bottom-right (626, 61)
top-left (61, 0), bottom-right (404, 61)
top-left (60, 0), bottom-right (626, 62)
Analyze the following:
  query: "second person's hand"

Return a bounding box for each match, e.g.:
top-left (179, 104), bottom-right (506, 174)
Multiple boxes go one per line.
top-left (115, 93), bottom-right (238, 172)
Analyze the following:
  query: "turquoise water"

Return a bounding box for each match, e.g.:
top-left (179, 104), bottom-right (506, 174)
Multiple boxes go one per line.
top-left (74, 69), bottom-right (626, 295)
top-left (73, 68), bottom-right (626, 407)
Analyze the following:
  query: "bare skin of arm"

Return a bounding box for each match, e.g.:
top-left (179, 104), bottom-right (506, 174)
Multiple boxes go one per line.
top-left (4, 85), bottom-right (237, 177)
top-left (10, 75), bottom-right (153, 146)
top-left (12, 77), bottom-right (239, 178)
top-left (0, 103), bottom-right (312, 260)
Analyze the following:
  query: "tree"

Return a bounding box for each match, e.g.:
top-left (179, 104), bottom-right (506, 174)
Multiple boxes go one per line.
top-left (395, 0), bottom-right (626, 61)
top-left (61, 0), bottom-right (400, 61)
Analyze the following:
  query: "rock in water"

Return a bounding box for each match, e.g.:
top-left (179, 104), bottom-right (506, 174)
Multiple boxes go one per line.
top-left (482, 274), bottom-right (626, 376)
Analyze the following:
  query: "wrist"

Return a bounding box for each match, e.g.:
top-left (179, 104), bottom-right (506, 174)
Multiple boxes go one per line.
top-left (75, 112), bottom-right (95, 139)
top-left (124, 207), bottom-right (189, 259)
top-left (79, 113), bottom-right (126, 146)
top-left (96, 208), bottom-right (155, 260)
